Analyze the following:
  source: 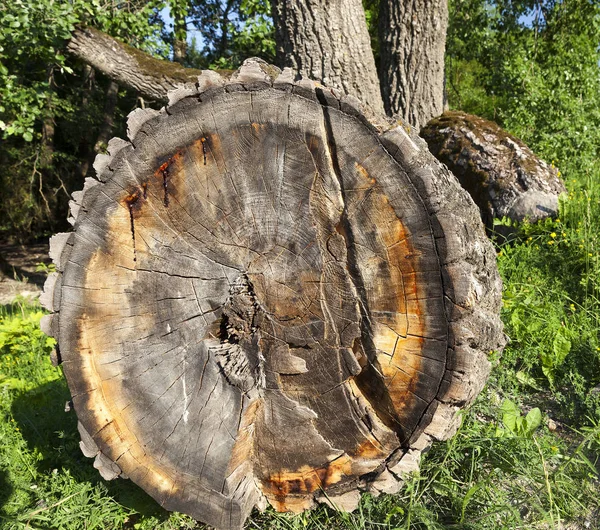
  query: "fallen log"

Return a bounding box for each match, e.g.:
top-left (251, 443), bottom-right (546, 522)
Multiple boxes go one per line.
top-left (67, 26), bottom-right (211, 102)
top-left (41, 59), bottom-right (504, 529)
top-left (421, 111), bottom-right (566, 230)
top-left (66, 27), bottom-right (564, 234)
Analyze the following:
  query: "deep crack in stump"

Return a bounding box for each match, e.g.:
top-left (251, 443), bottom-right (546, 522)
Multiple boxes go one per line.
top-left (41, 60), bottom-right (504, 530)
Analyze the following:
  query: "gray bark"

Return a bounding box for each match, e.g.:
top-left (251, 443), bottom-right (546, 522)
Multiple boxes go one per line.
top-left (67, 26), bottom-right (203, 101)
top-left (173, 34), bottom-right (187, 66)
top-left (270, 0), bottom-right (385, 115)
top-left (379, 0), bottom-right (448, 129)
top-left (42, 60), bottom-right (504, 530)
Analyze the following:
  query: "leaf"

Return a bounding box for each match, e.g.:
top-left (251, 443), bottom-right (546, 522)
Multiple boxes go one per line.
top-left (524, 407), bottom-right (542, 436)
top-left (541, 364), bottom-right (555, 387)
top-left (552, 330), bottom-right (571, 366)
top-left (501, 399), bottom-right (520, 434)
top-left (23, 131), bottom-right (33, 142)
top-left (385, 506), bottom-right (405, 522)
top-left (460, 483), bottom-right (482, 523)
top-left (516, 370), bottom-right (543, 390)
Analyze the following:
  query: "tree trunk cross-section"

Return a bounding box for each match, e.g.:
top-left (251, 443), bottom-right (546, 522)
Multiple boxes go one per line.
top-left (42, 60), bottom-right (504, 530)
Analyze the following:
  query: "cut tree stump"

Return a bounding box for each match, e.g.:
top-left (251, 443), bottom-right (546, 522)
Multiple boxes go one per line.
top-left (42, 59), bottom-right (504, 530)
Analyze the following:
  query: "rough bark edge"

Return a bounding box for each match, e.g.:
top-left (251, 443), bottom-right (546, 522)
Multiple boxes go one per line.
top-left (42, 58), bottom-right (504, 522)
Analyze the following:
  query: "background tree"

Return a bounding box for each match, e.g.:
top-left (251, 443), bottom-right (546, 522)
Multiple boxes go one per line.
top-left (187, 0), bottom-right (274, 68)
top-left (269, 0), bottom-right (385, 115)
top-left (2, 0), bottom-right (599, 250)
top-left (170, 0), bottom-right (189, 64)
top-left (446, 0), bottom-right (600, 186)
top-left (378, 0), bottom-right (448, 128)
top-left (0, 0), bottom-right (168, 242)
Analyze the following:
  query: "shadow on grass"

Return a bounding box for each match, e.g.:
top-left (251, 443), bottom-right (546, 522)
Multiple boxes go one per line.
top-left (11, 378), bottom-right (174, 523)
top-left (0, 469), bottom-right (13, 511)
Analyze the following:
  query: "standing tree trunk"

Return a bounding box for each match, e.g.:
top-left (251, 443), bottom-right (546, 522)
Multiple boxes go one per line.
top-left (40, 67), bottom-right (56, 169)
top-left (171, 0), bottom-right (188, 65)
top-left (78, 65), bottom-right (96, 179)
top-left (80, 80), bottom-right (120, 179)
top-left (379, 0), bottom-right (448, 129)
top-left (41, 60), bottom-right (504, 530)
top-left (270, 0), bottom-right (385, 115)
top-left (93, 80), bottom-right (119, 155)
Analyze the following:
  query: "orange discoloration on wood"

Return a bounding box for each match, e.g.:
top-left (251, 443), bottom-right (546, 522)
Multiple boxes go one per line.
top-left (353, 438), bottom-right (387, 461)
top-left (261, 433), bottom-right (392, 512)
top-left (190, 133), bottom-right (226, 174)
top-left (156, 149), bottom-right (184, 174)
top-left (227, 399), bottom-right (261, 478)
top-left (73, 211), bottom-right (179, 499)
top-left (251, 122), bottom-right (267, 135)
top-left (262, 455), bottom-right (352, 512)
top-left (352, 161), bottom-right (430, 423)
top-left (354, 161), bottom-right (376, 185)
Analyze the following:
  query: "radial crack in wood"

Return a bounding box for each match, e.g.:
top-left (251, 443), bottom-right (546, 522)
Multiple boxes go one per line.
top-left (44, 61), bottom-right (504, 530)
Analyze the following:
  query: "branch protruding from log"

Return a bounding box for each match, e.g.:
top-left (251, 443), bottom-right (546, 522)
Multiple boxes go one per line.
top-left (66, 26), bottom-right (206, 101)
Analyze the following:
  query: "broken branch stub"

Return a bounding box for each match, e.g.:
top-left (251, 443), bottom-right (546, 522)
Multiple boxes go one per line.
top-left (42, 59), bottom-right (504, 529)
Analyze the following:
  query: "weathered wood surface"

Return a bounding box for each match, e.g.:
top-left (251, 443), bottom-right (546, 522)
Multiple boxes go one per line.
top-left (421, 111), bottom-right (566, 229)
top-left (42, 60), bottom-right (504, 529)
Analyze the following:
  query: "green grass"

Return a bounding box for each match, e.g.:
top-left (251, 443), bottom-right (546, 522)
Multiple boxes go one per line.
top-left (1, 172), bottom-right (600, 529)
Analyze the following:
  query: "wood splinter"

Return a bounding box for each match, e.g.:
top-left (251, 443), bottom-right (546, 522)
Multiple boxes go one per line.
top-left (42, 59), bottom-right (504, 530)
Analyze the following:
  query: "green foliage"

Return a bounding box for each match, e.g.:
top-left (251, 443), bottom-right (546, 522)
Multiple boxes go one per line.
top-left (0, 0), bottom-right (167, 242)
top-left (0, 0), bottom-right (78, 141)
top-left (0, 301), bottom-right (57, 392)
top-left (448, 0), bottom-right (600, 422)
top-left (169, 0), bottom-right (189, 45)
top-left (496, 193), bottom-right (600, 419)
top-left (496, 399), bottom-right (542, 437)
top-left (447, 0), bottom-right (600, 175)
top-left (0, 0), bottom-right (164, 143)
top-left (186, 0), bottom-right (274, 69)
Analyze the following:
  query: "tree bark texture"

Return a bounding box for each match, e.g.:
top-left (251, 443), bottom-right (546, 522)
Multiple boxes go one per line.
top-left (421, 111), bottom-right (566, 229)
top-left (41, 60), bottom-right (504, 530)
top-left (173, 34), bottom-right (187, 65)
top-left (270, 0), bottom-right (385, 116)
top-left (379, 0), bottom-right (448, 129)
top-left (67, 27), bottom-right (203, 101)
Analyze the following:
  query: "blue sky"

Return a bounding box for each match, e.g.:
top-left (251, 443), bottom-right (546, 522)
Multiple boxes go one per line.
top-left (159, 5), bottom-right (204, 47)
